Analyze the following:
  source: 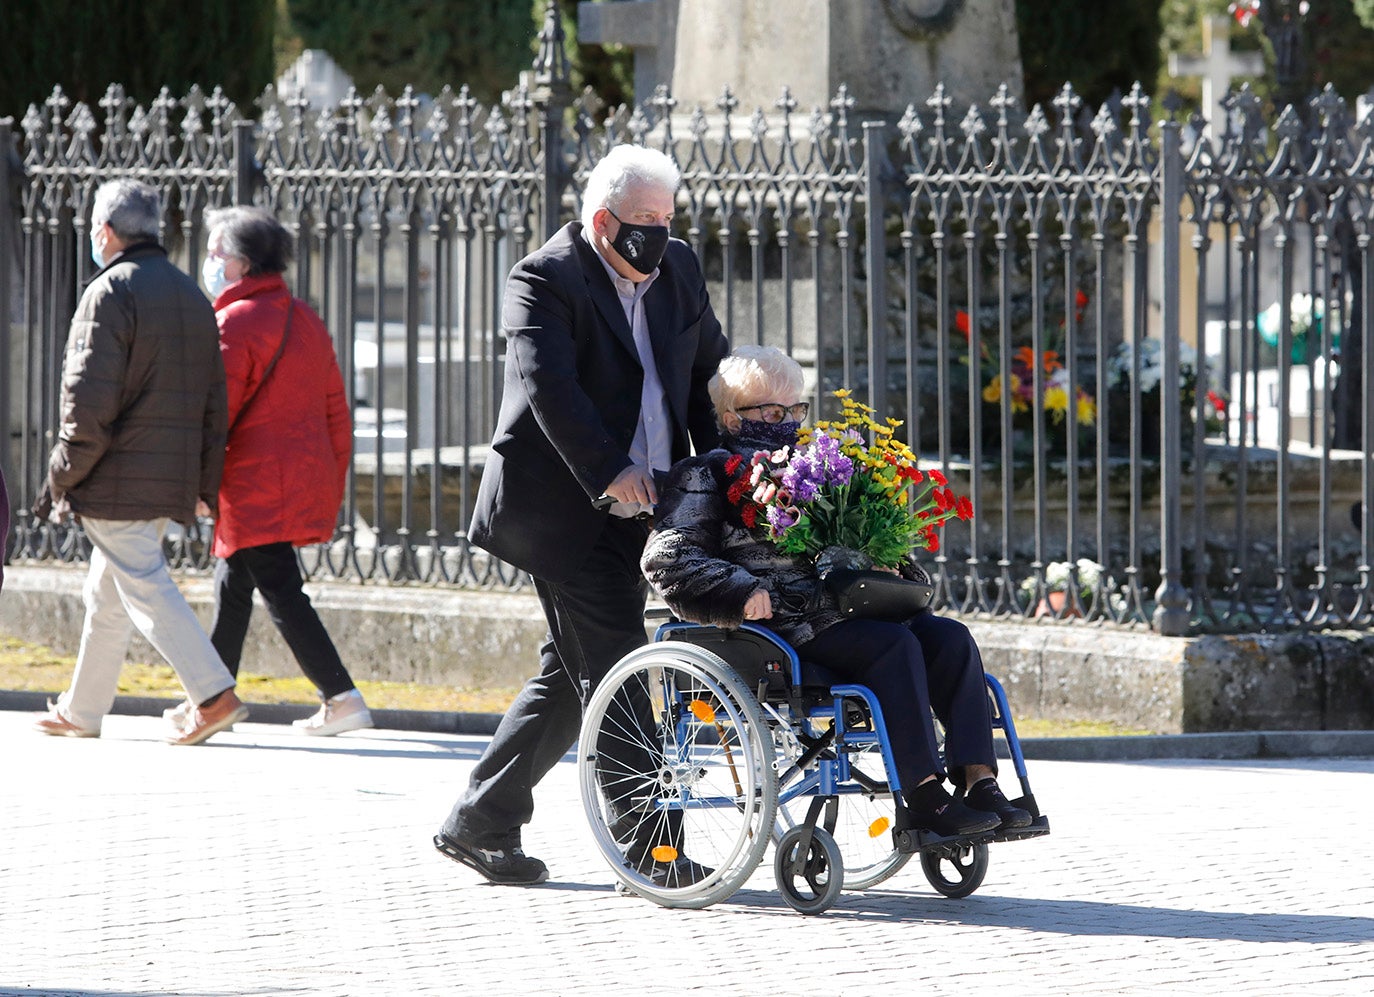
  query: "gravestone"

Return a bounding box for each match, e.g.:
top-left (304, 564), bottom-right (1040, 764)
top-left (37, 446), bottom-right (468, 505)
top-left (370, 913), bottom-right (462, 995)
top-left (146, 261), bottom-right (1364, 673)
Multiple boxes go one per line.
top-left (276, 49), bottom-right (355, 111)
top-left (581, 0), bottom-right (1023, 118)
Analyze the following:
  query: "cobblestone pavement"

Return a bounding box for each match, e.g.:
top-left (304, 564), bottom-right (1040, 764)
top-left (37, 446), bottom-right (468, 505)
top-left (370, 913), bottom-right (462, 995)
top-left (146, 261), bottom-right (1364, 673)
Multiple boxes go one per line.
top-left (2, 710), bottom-right (1372, 997)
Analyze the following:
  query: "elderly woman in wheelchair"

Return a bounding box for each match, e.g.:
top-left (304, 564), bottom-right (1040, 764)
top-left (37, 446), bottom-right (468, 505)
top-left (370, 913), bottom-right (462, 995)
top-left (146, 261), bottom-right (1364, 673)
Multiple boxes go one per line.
top-left (578, 345), bottom-right (1045, 911)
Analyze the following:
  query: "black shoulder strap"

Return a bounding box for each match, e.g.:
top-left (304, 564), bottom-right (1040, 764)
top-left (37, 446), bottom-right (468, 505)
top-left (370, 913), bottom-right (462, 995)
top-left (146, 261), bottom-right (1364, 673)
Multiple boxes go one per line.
top-left (228, 299), bottom-right (294, 434)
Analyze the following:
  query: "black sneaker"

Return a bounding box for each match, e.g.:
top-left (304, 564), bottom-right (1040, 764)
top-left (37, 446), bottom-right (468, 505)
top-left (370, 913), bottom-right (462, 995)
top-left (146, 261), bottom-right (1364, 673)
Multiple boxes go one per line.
top-left (964, 778), bottom-right (1033, 830)
top-left (905, 780), bottom-right (1000, 837)
top-left (433, 832), bottom-right (549, 886)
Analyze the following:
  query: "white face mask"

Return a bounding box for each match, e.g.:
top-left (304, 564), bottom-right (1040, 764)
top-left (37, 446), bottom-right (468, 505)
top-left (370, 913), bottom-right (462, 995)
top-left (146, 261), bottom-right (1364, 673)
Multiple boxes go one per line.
top-left (202, 256), bottom-right (228, 299)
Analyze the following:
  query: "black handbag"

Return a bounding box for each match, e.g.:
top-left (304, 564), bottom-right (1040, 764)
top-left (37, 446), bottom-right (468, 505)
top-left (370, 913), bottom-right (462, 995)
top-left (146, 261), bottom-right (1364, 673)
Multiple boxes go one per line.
top-left (824, 569), bottom-right (933, 621)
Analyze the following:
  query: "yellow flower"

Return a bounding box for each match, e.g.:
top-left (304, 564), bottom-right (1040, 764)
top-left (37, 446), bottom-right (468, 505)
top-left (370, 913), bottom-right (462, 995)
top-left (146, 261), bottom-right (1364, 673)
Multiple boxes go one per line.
top-left (1044, 385), bottom-right (1069, 413)
top-left (1076, 392), bottom-right (1096, 425)
top-left (982, 375), bottom-right (1003, 405)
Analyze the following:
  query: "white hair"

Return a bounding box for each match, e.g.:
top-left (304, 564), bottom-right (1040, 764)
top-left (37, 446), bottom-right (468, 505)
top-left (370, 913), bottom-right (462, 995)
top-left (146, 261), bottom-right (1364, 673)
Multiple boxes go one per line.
top-left (709, 345), bottom-right (807, 420)
top-left (579, 145), bottom-right (681, 232)
top-left (92, 178), bottom-right (162, 241)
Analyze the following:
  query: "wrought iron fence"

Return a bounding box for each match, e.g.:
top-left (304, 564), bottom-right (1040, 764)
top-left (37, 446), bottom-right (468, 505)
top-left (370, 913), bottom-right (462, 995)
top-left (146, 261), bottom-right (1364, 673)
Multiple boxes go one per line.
top-left (3, 13), bottom-right (1372, 635)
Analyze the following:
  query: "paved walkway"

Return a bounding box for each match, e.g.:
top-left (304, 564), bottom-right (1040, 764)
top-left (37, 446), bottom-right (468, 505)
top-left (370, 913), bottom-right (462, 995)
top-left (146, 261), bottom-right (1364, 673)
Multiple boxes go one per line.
top-left (2, 710), bottom-right (1372, 996)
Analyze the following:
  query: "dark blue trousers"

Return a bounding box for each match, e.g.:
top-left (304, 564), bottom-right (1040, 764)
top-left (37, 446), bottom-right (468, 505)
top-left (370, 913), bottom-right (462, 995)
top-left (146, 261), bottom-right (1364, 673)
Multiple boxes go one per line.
top-left (793, 613), bottom-right (996, 792)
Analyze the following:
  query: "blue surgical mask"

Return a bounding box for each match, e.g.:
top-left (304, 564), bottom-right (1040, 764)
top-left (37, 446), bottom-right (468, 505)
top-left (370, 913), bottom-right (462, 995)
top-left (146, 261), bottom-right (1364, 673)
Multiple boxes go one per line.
top-left (202, 256), bottom-right (228, 299)
top-left (90, 230), bottom-right (104, 269)
top-left (736, 418), bottom-right (801, 449)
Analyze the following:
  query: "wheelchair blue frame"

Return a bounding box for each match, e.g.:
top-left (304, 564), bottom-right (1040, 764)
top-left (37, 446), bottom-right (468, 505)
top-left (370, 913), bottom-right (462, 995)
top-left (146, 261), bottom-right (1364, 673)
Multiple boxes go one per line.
top-left (653, 619), bottom-right (1043, 832)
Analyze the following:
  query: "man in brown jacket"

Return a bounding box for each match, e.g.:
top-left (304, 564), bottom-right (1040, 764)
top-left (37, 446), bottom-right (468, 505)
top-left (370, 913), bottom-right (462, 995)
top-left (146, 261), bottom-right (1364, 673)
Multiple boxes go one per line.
top-left (33, 178), bottom-right (247, 745)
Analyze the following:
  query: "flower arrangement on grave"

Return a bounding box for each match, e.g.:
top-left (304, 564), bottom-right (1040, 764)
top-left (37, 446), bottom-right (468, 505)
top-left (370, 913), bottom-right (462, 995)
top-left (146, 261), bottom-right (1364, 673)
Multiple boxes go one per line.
top-left (722, 390), bottom-right (973, 569)
top-left (956, 290), bottom-right (1098, 444)
top-left (1257, 292), bottom-right (1339, 365)
top-left (1106, 338), bottom-right (1227, 447)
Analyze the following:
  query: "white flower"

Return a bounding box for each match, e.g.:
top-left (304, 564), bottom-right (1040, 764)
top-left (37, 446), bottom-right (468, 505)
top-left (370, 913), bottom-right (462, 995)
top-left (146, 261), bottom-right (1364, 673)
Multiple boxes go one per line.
top-left (1108, 338), bottom-right (1198, 393)
top-left (1020, 557), bottom-right (1105, 597)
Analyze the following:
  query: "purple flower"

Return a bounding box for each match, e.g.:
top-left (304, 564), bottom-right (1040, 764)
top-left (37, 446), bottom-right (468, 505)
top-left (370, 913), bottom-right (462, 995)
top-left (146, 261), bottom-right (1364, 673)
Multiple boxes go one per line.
top-left (767, 504), bottom-right (800, 535)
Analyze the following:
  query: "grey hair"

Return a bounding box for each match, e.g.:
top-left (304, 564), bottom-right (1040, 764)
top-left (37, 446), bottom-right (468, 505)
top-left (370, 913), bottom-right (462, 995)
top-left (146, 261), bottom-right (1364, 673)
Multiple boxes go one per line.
top-left (206, 205), bottom-right (293, 275)
top-left (708, 345), bottom-right (807, 421)
top-left (92, 178), bottom-right (162, 242)
top-left (579, 145), bottom-right (681, 232)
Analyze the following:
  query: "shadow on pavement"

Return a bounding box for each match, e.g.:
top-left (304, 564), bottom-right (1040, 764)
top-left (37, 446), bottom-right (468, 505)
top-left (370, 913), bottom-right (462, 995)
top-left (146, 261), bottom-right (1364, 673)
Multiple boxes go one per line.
top-left (700, 888), bottom-right (1374, 942)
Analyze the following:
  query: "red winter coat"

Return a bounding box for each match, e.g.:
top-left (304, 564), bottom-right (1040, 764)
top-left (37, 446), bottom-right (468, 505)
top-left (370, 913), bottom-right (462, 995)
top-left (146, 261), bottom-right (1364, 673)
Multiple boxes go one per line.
top-left (211, 273), bottom-right (351, 558)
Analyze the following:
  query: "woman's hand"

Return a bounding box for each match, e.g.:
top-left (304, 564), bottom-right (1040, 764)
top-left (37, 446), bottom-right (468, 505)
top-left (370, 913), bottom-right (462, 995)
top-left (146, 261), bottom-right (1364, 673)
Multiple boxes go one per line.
top-left (742, 588), bottom-right (773, 621)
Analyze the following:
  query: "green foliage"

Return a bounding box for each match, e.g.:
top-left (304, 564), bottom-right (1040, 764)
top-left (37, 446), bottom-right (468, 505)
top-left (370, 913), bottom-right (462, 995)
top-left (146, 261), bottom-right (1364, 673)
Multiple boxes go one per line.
top-left (1016, 0), bottom-right (1162, 112)
top-left (545, 0), bottom-right (634, 110)
top-left (0, 0), bottom-right (274, 119)
top-left (1358, 0), bottom-right (1374, 31)
top-left (284, 0), bottom-right (535, 104)
top-left (1305, 0), bottom-right (1374, 103)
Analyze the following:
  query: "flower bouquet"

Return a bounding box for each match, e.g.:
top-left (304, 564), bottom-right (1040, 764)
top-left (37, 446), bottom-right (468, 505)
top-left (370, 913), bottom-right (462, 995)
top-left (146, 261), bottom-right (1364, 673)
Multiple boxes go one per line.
top-left (723, 390), bottom-right (973, 570)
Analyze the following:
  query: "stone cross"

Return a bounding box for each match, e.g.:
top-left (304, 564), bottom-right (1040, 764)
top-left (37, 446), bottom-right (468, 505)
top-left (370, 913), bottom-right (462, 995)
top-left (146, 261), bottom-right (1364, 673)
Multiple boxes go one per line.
top-left (578, 0), bottom-right (681, 103)
top-left (1168, 15), bottom-right (1264, 141)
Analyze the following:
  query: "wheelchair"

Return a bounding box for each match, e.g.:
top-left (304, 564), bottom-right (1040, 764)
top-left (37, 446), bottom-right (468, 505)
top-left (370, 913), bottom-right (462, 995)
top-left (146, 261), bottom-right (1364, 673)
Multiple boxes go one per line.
top-left (577, 614), bottom-right (1050, 914)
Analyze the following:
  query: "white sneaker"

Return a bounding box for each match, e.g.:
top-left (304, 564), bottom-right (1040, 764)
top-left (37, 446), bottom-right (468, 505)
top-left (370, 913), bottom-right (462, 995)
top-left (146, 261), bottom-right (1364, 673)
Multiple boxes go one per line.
top-left (163, 698), bottom-right (193, 729)
top-left (293, 689), bottom-right (374, 737)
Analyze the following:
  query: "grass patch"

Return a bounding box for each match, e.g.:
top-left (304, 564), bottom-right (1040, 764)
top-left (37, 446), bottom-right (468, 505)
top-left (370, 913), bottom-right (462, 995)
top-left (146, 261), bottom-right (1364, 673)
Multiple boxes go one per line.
top-left (0, 635), bottom-right (520, 714)
top-left (1, 633), bottom-right (1154, 735)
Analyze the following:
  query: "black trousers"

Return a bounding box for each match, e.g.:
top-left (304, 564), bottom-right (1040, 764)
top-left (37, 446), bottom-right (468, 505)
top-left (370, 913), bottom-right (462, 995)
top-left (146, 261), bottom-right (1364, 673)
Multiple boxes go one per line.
top-left (443, 517), bottom-right (653, 847)
top-left (209, 542), bottom-right (355, 700)
top-left (793, 612), bottom-right (997, 794)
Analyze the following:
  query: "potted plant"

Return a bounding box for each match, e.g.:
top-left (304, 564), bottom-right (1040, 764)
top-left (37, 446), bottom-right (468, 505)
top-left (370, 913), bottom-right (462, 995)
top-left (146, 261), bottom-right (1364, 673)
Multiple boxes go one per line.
top-left (1019, 558), bottom-right (1104, 618)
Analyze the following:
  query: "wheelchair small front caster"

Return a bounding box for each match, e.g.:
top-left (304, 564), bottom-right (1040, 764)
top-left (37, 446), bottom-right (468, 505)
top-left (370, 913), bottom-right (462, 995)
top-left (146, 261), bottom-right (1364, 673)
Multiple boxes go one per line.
top-left (775, 825), bottom-right (844, 914)
top-left (919, 840), bottom-right (989, 898)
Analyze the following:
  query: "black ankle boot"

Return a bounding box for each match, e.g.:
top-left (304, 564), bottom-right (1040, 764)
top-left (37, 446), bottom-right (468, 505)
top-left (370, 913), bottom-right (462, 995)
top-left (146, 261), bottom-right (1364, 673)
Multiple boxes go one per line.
top-left (905, 779), bottom-right (1000, 837)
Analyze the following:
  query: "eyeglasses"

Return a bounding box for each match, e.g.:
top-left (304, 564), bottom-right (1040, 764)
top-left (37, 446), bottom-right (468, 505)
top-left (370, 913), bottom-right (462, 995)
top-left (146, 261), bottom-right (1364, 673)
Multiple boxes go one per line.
top-left (735, 401), bottom-right (810, 423)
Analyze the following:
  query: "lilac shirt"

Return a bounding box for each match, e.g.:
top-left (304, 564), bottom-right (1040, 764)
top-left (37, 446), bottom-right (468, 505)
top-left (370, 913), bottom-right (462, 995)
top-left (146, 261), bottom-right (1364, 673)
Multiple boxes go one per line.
top-left (586, 233), bottom-right (671, 518)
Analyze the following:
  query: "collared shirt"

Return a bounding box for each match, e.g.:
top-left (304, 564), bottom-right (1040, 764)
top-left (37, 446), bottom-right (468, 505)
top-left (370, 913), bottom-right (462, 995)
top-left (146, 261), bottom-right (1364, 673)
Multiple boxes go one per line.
top-left (585, 230), bottom-right (670, 518)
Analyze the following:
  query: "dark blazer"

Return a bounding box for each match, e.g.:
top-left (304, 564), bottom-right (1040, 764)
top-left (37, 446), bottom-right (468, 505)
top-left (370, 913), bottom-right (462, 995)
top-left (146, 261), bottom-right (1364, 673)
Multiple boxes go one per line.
top-left (469, 222), bottom-right (729, 584)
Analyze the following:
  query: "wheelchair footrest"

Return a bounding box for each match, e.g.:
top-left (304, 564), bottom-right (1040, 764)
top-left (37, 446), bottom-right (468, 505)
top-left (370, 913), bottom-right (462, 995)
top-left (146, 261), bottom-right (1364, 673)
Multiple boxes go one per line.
top-left (992, 814), bottom-right (1051, 843)
top-left (893, 827), bottom-right (995, 856)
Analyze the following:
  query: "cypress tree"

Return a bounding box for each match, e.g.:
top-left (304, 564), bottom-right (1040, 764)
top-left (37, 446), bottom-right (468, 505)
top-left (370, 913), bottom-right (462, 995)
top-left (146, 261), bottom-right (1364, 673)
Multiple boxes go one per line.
top-left (1016, 0), bottom-right (1162, 112)
top-left (0, 0), bottom-right (274, 118)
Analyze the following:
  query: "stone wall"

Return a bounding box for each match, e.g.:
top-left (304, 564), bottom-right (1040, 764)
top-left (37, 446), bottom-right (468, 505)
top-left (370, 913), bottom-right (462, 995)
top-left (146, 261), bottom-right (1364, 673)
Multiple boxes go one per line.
top-left (4, 564), bottom-right (1371, 733)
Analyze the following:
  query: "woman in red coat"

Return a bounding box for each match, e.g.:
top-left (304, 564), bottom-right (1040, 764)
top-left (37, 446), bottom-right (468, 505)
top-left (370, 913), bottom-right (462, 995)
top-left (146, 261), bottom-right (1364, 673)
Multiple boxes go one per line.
top-left (194, 206), bottom-right (372, 736)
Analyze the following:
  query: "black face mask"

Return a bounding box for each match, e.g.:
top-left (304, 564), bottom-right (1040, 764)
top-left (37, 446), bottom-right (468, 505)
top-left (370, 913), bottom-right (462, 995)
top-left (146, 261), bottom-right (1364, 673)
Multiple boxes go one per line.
top-left (736, 418), bottom-right (801, 449)
top-left (607, 210), bottom-right (670, 275)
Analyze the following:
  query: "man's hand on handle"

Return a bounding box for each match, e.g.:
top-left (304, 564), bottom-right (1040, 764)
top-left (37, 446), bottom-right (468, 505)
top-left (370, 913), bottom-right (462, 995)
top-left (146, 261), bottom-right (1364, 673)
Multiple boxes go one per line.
top-left (603, 464), bottom-right (658, 508)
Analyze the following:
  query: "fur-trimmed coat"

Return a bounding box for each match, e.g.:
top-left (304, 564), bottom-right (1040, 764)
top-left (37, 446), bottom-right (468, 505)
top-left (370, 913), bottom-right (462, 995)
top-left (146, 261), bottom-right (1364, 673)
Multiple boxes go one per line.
top-left (641, 436), bottom-right (846, 648)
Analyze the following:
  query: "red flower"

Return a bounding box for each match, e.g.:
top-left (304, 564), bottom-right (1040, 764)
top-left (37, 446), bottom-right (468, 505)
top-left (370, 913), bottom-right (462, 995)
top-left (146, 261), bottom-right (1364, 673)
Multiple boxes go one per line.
top-left (955, 495), bottom-right (974, 521)
top-left (900, 466), bottom-right (924, 483)
top-left (727, 478), bottom-right (748, 504)
top-left (955, 310), bottom-right (971, 338)
top-left (740, 504), bottom-right (758, 528)
top-left (1207, 390), bottom-right (1227, 414)
top-left (1075, 289), bottom-right (1088, 309)
top-left (928, 469), bottom-right (948, 487)
top-left (724, 454), bottom-right (743, 475)
top-left (921, 526), bottom-right (940, 553)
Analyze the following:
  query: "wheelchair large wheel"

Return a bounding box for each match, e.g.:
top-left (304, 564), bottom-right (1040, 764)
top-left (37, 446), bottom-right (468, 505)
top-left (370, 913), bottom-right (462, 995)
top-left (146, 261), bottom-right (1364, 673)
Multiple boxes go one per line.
top-left (579, 642), bottom-right (778, 909)
top-left (919, 840), bottom-right (989, 898)
top-left (774, 825), bottom-right (844, 915)
top-left (778, 741), bottom-right (912, 891)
